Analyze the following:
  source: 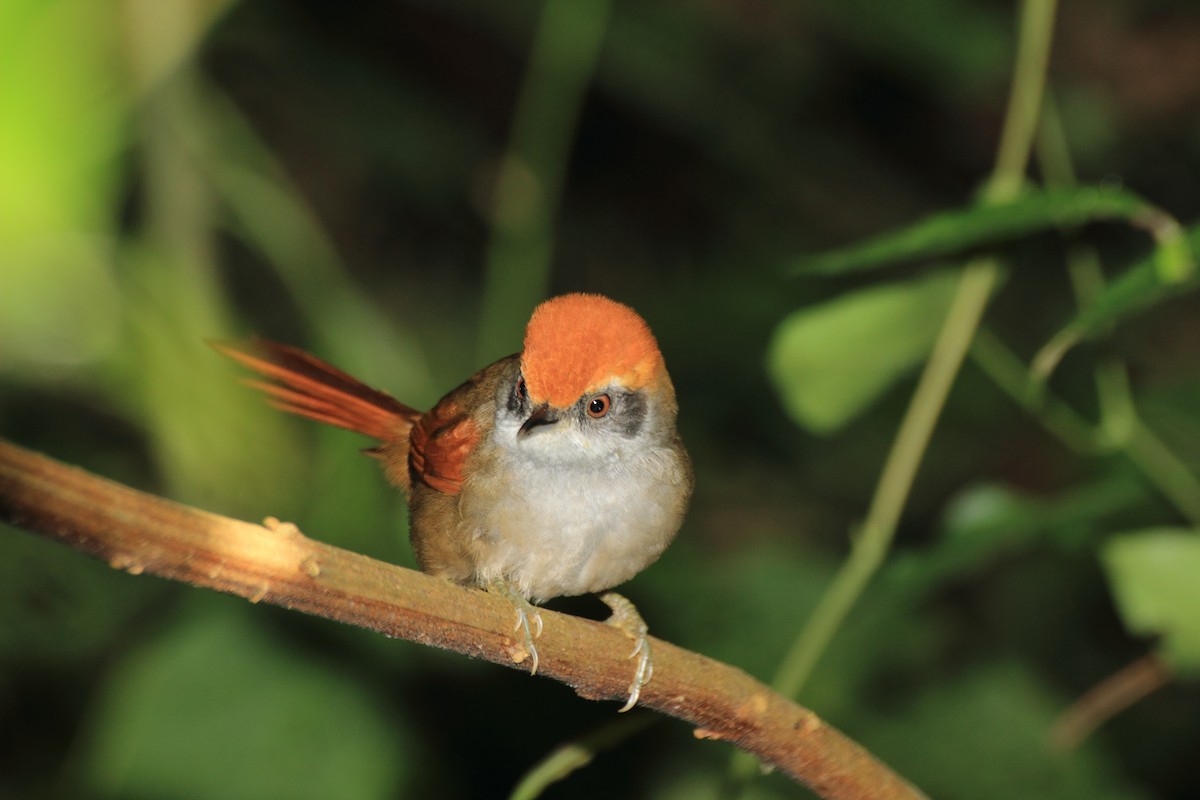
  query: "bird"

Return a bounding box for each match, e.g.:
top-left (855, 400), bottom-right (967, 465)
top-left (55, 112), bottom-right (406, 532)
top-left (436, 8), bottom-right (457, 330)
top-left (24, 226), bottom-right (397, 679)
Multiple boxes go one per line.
top-left (215, 293), bottom-right (693, 710)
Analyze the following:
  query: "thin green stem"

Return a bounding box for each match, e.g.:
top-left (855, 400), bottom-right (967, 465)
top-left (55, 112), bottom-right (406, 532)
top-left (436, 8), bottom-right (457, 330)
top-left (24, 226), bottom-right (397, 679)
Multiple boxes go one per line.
top-left (774, 259), bottom-right (1000, 701)
top-left (1036, 93), bottom-right (1139, 432)
top-left (970, 328), bottom-right (1098, 453)
top-left (1034, 94), bottom-right (1077, 187)
top-left (1035, 94), bottom-right (1200, 525)
top-left (987, 0), bottom-right (1059, 201)
top-left (1125, 423), bottom-right (1200, 527)
top-left (729, 1), bottom-right (1059, 789)
top-left (977, 318), bottom-right (1200, 525)
top-left (508, 716), bottom-right (656, 800)
top-left (476, 0), bottom-right (613, 363)
top-left (777, 0), bottom-right (1058, 700)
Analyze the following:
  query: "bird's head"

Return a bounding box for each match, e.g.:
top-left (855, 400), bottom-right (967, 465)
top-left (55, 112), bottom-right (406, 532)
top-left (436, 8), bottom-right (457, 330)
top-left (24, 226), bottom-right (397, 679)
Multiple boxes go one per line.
top-left (494, 293), bottom-right (678, 463)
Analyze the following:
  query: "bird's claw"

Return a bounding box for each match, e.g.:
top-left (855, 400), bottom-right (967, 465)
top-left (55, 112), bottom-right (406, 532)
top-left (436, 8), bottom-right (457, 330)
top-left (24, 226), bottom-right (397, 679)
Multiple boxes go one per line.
top-left (512, 603), bottom-right (543, 675)
top-left (489, 580), bottom-right (542, 675)
top-left (601, 592), bottom-right (653, 712)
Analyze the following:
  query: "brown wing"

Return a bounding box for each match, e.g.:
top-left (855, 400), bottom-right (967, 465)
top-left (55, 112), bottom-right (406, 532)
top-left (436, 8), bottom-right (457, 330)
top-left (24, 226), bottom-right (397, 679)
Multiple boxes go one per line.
top-left (408, 398), bottom-right (479, 495)
top-left (213, 336), bottom-right (422, 446)
top-left (407, 357), bottom-right (517, 496)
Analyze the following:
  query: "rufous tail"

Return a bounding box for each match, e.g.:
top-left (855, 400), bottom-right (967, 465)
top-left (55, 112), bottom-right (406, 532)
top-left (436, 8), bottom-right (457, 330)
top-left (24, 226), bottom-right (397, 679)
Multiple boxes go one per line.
top-left (212, 338), bottom-right (422, 444)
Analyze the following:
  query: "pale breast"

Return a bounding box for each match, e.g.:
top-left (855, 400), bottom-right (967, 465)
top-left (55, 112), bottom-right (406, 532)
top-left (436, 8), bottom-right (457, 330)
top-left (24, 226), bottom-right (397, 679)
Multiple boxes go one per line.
top-left (460, 445), bottom-right (686, 602)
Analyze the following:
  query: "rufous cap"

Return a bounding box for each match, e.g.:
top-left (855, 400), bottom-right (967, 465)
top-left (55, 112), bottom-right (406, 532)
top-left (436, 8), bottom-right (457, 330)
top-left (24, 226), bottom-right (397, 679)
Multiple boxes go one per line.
top-left (521, 293), bottom-right (665, 408)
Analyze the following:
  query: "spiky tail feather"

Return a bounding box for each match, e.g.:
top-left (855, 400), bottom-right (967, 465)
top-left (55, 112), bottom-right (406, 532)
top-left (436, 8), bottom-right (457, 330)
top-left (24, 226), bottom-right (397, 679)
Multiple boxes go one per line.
top-left (212, 338), bottom-right (421, 443)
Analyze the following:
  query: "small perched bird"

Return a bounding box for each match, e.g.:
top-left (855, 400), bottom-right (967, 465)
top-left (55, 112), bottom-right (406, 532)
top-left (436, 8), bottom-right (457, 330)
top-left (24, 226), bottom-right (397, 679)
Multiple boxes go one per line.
top-left (216, 293), bottom-right (693, 709)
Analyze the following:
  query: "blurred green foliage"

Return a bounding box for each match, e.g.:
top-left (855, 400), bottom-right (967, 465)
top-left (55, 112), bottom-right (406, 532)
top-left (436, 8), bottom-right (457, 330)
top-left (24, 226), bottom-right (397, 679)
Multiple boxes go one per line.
top-left (3, 1), bottom-right (1200, 798)
top-left (768, 269), bottom-right (960, 432)
top-left (82, 597), bottom-right (411, 800)
top-left (1104, 530), bottom-right (1200, 672)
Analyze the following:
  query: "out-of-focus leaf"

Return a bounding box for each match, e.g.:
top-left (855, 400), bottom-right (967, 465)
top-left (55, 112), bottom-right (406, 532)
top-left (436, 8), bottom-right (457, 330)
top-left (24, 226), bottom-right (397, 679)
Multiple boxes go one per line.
top-left (1103, 529), bottom-right (1200, 673)
top-left (0, 0), bottom-right (125, 367)
top-left (0, 237), bottom-right (123, 368)
top-left (1032, 220), bottom-right (1200, 379)
top-left (865, 662), bottom-right (1146, 800)
top-left (889, 477), bottom-right (1144, 592)
top-left (767, 270), bottom-right (959, 433)
top-left (121, 0), bottom-right (236, 98)
top-left (0, 526), bottom-right (155, 663)
top-left (640, 537), bottom-right (945, 723)
top-left (0, 0), bottom-right (124, 239)
top-left (786, 186), bottom-right (1174, 276)
top-left (119, 244), bottom-right (303, 513)
top-left (81, 601), bottom-right (410, 800)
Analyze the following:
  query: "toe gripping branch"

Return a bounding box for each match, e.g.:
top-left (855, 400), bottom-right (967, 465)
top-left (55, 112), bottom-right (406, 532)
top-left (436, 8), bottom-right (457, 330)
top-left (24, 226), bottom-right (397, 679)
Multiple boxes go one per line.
top-left (601, 592), bottom-right (653, 712)
top-left (488, 580), bottom-right (544, 675)
top-left (487, 583), bottom-right (653, 712)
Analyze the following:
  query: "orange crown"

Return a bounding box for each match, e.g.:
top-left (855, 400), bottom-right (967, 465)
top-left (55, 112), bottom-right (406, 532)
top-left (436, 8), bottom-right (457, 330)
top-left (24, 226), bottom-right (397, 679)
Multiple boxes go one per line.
top-left (521, 294), bottom-right (665, 408)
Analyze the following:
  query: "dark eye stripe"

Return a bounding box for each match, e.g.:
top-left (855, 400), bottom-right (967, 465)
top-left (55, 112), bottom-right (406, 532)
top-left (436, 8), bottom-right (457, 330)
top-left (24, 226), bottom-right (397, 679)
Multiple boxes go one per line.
top-left (582, 390), bottom-right (646, 437)
top-left (507, 374), bottom-right (528, 414)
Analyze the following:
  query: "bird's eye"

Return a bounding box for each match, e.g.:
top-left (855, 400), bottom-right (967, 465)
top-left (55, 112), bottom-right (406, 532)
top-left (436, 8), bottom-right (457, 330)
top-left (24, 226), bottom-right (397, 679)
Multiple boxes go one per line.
top-left (516, 377), bottom-right (527, 401)
top-left (586, 394), bottom-right (611, 418)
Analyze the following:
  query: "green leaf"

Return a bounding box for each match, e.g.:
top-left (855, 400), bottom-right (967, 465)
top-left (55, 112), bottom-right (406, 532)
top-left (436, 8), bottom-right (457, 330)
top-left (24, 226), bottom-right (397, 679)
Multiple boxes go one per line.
top-left (81, 601), bottom-right (410, 800)
top-left (787, 186), bottom-right (1173, 276)
top-left (0, 0), bottom-right (125, 367)
top-left (1103, 528), bottom-right (1200, 673)
top-left (766, 270), bottom-right (959, 433)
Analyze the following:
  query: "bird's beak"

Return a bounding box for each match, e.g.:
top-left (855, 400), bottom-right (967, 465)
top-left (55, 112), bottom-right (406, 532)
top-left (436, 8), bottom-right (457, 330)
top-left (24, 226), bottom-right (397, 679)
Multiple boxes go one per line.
top-left (518, 403), bottom-right (559, 437)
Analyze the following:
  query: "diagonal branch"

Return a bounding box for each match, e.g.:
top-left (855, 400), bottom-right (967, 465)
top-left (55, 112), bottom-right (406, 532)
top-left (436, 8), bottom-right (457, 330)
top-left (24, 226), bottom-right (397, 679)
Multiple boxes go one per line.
top-left (0, 438), bottom-right (925, 800)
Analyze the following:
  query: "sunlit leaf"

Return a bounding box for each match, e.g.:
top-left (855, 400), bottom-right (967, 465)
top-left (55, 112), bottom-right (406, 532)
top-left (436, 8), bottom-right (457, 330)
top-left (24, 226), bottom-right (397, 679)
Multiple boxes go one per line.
top-left (767, 270), bottom-right (959, 433)
top-left (0, 0), bottom-right (125, 366)
top-left (787, 186), bottom-right (1174, 276)
top-left (1103, 528), bottom-right (1200, 673)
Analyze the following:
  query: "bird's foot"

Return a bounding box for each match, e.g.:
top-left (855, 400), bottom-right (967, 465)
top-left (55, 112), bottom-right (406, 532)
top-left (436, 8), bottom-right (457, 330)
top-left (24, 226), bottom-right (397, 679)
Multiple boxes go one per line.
top-left (488, 579), bottom-right (543, 675)
top-left (600, 592), bottom-right (653, 712)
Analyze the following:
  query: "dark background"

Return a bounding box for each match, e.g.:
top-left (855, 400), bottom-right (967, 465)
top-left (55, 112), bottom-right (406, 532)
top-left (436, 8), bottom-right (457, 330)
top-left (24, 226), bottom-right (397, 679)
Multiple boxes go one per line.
top-left (3, 1), bottom-right (1199, 797)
